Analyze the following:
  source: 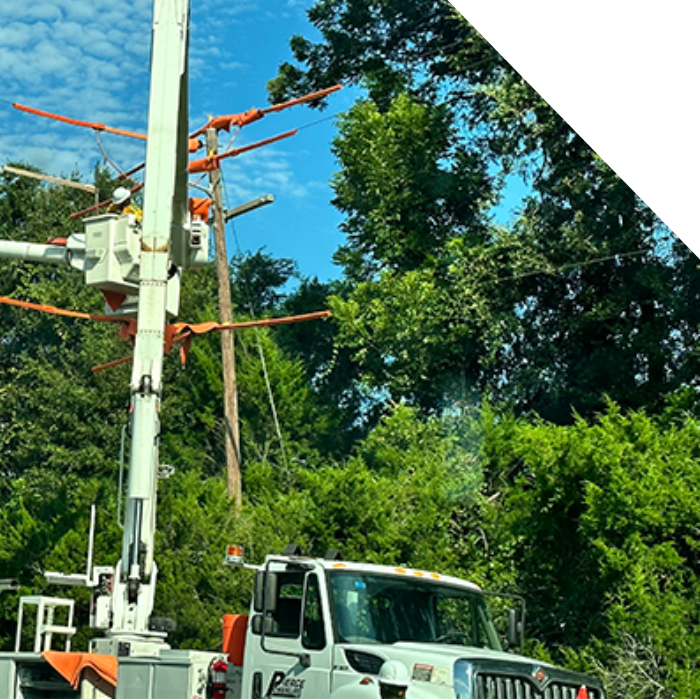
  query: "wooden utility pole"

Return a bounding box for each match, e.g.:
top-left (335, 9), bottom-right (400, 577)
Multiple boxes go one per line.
top-left (206, 128), bottom-right (242, 506)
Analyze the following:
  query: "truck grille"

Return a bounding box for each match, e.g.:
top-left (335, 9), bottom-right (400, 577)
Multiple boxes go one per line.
top-left (475, 672), bottom-right (600, 699)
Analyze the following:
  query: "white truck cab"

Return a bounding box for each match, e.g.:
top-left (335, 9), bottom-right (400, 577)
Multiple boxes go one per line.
top-left (225, 547), bottom-right (604, 699)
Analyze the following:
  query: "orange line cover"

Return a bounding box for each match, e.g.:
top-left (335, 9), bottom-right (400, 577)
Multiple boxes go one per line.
top-left (13, 103), bottom-right (147, 141)
top-left (188, 129), bottom-right (298, 174)
top-left (0, 294), bottom-right (331, 371)
top-left (190, 84), bottom-right (343, 137)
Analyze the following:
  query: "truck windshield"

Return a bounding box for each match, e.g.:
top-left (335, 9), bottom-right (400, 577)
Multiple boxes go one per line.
top-left (328, 571), bottom-right (502, 651)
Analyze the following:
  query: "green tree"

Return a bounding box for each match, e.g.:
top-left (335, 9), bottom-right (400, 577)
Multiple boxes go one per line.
top-left (277, 277), bottom-right (367, 454)
top-left (331, 95), bottom-right (493, 281)
top-left (0, 166), bottom-right (129, 491)
top-left (267, 0), bottom-right (497, 111)
top-left (325, 94), bottom-right (501, 411)
top-left (230, 249), bottom-right (297, 315)
top-left (269, 0), bottom-right (700, 422)
top-left (0, 165), bottom-right (130, 648)
top-left (159, 255), bottom-right (348, 485)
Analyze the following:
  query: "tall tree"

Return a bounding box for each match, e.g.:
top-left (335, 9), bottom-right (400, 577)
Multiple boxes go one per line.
top-left (0, 165), bottom-right (130, 649)
top-left (269, 0), bottom-right (700, 421)
top-left (323, 94), bottom-right (499, 411)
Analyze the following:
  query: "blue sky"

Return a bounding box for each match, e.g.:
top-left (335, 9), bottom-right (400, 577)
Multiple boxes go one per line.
top-left (0, 0), bottom-right (527, 284)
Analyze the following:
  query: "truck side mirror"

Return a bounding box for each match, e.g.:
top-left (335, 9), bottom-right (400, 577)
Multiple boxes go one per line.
top-left (507, 608), bottom-right (524, 651)
top-left (254, 571), bottom-right (279, 614)
top-left (254, 571), bottom-right (264, 612)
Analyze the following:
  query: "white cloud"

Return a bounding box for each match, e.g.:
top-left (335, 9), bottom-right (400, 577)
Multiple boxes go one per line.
top-left (0, 23), bottom-right (39, 48)
top-left (217, 139), bottom-right (326, 205)
top-left (0, 2), bottom-right (63, 22)
top-left (0, 0), bottom-right (154, 184)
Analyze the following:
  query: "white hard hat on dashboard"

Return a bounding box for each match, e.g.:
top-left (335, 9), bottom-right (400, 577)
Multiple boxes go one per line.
top-left (379, 660), bottom-right (410, 687)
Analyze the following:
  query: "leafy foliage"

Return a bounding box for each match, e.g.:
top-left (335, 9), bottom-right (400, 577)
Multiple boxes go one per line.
top-left (468, 401), bottom-right (700, 697)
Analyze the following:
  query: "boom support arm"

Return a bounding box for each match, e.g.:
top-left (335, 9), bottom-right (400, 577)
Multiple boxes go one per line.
top-left (0, 236), bottom-right (85, 270)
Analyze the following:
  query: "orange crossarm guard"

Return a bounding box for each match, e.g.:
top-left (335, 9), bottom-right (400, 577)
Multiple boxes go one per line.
top-left (171, 310), bottom-right (332, 342)
top-left (262, 84), bottom-right (343, 114)
top-left (189, 130), bottom-right (298, 174)
top-left (0, 294), bottom-right (330, 372)
top-left (189, 197), bottom-right (212, 220)
top-left (95, 311), bottom-right (332, 370)
top-left (202, 108), bottom-right (265, 135)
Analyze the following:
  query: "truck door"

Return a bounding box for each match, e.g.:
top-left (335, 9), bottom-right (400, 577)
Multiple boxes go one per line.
top-left (296, 571), bottom-right (333, 698)
top-left (244, 569), bottom-right (333, 699)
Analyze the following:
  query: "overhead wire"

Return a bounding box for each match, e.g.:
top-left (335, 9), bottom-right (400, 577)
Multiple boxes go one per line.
top-left (219, 166), bottom-right (290, 476)
top-left (95, 131), bottom-right (141, 186)
top-left (494, 249), bottom-right (648, 284)
top-left (223, 126), bottom-right (242, 153)
top-left (296, 114), bottom-right (337, 132)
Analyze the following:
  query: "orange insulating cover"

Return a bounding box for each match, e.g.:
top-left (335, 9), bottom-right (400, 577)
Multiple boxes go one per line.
top-left (42, 651), bottom-right (118, 689)
top-left (189, 197), bottom-right (212, 220)
top-left (102, 290), bottom-right (127, 312)
top-left (222, 614), bottom-right (248, 666)
top-left (13, 103), bottom-right (146, 141)
top-left (0, 293), bottom-right (330, 372)
top-left (188, 129), bottom-right (298, 174)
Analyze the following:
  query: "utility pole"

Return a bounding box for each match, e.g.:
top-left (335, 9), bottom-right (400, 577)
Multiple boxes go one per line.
top-left (206, 128), bottom-right (242, 506)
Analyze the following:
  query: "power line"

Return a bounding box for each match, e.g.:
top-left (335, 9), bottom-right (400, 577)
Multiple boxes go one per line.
top-left (296, 114), bottom-right (337, 132)
top-left (94, 131), bottom-right (141, 186)
top-left (494, 249), bottom-right (648, 284)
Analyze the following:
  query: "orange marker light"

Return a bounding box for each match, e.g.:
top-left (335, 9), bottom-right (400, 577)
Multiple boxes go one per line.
top-left (225, 545), bottom-right (245, 566)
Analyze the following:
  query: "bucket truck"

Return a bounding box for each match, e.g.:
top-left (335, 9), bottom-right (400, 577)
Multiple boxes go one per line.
top-left (197, 545), bottom-right (604, 699)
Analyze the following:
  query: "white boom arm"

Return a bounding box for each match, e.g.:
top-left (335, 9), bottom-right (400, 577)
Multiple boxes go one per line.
top-left (107, 0), bottom-right (191, 650)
